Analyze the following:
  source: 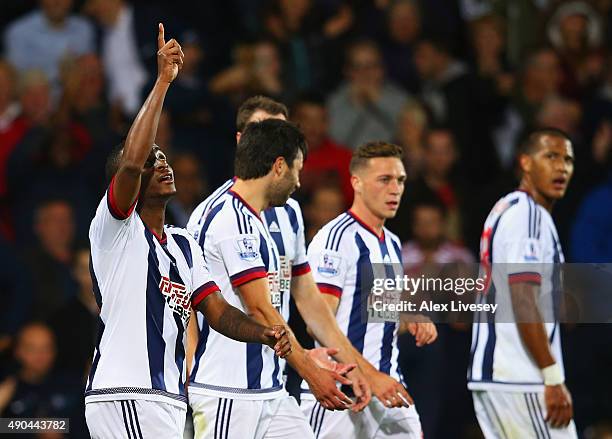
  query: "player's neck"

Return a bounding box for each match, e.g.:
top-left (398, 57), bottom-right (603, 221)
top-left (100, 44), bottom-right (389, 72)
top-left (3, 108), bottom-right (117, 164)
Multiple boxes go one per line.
top-left (519, 180), bottom-right (554, 213)
top-left (138, 204), bottom-right (166, 239)
top-left (231, 179), bottom-right (268, 214)
top-left (350, 200), bottom-right (385, 236)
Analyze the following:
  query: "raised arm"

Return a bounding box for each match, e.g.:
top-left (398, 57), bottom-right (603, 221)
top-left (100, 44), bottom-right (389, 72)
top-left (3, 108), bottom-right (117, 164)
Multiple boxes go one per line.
top-left (112, 23), bottom-right (184, 212)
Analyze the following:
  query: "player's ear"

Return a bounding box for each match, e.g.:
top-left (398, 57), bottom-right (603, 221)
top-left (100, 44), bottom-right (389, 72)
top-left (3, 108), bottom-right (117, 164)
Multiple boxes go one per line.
top-left (272, 156), bottom-right (286, 177)
top-left (519, 154), bottom-right (532, 174)
top-left (351, 174), bottom-right (361, 193)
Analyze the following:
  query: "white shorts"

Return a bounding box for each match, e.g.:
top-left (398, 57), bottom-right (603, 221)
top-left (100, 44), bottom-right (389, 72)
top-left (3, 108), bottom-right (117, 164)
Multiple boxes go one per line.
top-left (189, 393), bottom-right (314, 439)
top-left (472, 390), bottom-right (578, 439)
top-left (301, 396), bottom-right (422, 439)
top-left (85, 399), bottom-right (186, 439)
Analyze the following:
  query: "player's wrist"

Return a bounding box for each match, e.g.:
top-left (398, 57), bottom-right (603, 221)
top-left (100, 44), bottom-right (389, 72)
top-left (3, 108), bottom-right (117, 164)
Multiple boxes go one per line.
top-left (541, 363), bottom-right (564, 386)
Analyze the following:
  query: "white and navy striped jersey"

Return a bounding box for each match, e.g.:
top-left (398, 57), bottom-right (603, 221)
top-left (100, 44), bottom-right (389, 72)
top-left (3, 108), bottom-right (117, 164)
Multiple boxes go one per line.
top-left (468, 191), bottom-right (565, 392)
top-left (187, 188), bottom-right (289, 400)
top-left (86, 178), bottom-right (219, 408)
top-left (302, 210), bottom-right (405, 396)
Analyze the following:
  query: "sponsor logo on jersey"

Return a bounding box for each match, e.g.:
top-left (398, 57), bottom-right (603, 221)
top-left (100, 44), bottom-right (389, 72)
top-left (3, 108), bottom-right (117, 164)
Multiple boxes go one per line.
top-left (317, 253), bottom-right (341, 277)
top-left (159, 276), bottom-right (191, 324)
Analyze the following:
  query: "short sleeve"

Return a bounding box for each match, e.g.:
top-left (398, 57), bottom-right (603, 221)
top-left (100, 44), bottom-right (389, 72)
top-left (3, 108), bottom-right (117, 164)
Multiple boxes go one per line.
top-left (307, 230), bottom-right (349, 298)
top-left (89, 177), bottom-right (138, 251)
top-left (289, 201), bottom-right (310, 277)
top-left (215, 231), bottom-right (268, 288)
top-left (496, 205), bottom-right (544, 285)
top-left (189, 237), bottom-right (221, 308)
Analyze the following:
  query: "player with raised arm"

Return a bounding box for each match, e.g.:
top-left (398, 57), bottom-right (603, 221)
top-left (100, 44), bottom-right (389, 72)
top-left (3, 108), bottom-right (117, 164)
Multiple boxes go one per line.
top-left (187, 97), bottom-right (372, 418)
top-left (84, 25), bottom-right (289, 439)
top-left (468, 128), bottom-right (577, 438)
top-left (302, 142), bottom-right (436, 438)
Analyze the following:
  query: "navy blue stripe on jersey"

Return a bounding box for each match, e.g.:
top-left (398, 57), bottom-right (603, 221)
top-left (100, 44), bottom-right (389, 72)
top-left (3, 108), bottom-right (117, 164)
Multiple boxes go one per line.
top-left (525, 394), bottom-right (546, 439)
top-left (284, 203), bottom-right (299, 234)
top-left (241, 206), bottom-right (254, 233)
top-left (259, 234), bottom-right (270, 269)
top-left (89, 254), bottom-right (102, 309)
top-left (231, 199), bottom-right (245, 234)
top-left (551, 231), bottom-right (562, 324)
top-left (214, 398), bottom-right (223, 439)
top-left (121, 401), bottom-right (132, 438)
top-left (198, 201), bottom-right (225, 250)
top-left (348, 233), bottom-right (373, 353)
top-left (264, 209), bottom-right (286, 255)
top-left (144, 229), bottom-right (167, 391)
top-left (130, 401), bottom-right (144, 439)
top-left (203, 180), bottom-right (233, 219)
top-left (482, 283), bottom-right (497, 380)
top-left (166, 250), bottom-right (187, 396)
top-left (86, 316), bottom-right (105, 391)
top-left (246, 343), bottom-right (263, 389)
top-left (391, 239), bottom-right (402, 264)
top-left (379, 238), bottom-right (396, 374)
top-left (325, 214), bottom-right (350, 249)
top-left (333, 219), bottom-right (356, 251)
top-left (224, 399), bottom-right (234, 439)
top-left (172, 234), bottom-right (193, 269)
top-left (190, 321), bottom-right (209, 382)
top-left (533, 394), bottom-right (552, 439)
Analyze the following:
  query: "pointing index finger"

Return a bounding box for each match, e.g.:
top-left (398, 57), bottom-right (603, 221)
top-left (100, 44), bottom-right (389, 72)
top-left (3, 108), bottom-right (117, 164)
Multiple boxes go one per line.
top-left (158, 23), bottom-right (165, 50)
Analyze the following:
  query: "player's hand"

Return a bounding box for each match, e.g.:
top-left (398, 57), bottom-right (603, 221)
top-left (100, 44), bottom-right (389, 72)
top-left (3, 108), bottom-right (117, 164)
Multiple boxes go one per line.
top-left (346, 367), bottom-right (372, 412)
top-left (406, 320), bottom-right (438, 347)
top-left (369, 370), bottom-right (413, 408)
top-left (307, 347), bottom-right (356, 376)
top-left (544, 384), bottom-right (573, 428)
top-left (306, 367), bottom-right (354, 411)
top-left (262, 325), bottom-right (291, 358)
top-left (157, 23), bottom-right (184, 83)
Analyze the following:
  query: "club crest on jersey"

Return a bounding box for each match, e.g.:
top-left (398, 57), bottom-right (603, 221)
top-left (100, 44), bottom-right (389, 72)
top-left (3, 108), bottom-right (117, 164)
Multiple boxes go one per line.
top-left (159, 276), bottom-right (190, 324)
top-left (236, 236), bottom-right (259, 260)
top-left (317, 253), bottom-right (341, 277)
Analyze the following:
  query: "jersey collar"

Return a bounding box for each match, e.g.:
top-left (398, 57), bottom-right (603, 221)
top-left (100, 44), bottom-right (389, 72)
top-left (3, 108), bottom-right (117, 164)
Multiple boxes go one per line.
top-left (347, 209), bottom-right (385, 242)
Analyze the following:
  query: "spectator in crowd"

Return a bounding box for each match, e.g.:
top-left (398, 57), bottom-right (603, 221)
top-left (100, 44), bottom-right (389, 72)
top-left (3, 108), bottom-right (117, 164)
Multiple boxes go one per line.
top-left (0, 323), bottom-right (82, 419)
top-left (395, 99), bottom-right (428, 180)
top-left (291, 92), bottom-right (353, 205)
top-left (399, 199), bottom-right (474, 439)
top-left (3, 0), bottom-right (95, 99)
top-left (378, 0), bottom-right (422, 93)
top-left (327, 39), bottom-right (409, 149)
top-left (209, 39), bottom-right (290, 105)
top-left (263, 0), bottom-right (355, 94)
top-left (20, 200), bottom-right (77, 322)
top-left (413, 37), bottom-right (476, 169)
top-left (547, 1), bottom-right (605, 98)
top-left (0, 238), bottom-right (32, 357)
top-left (401, 201), bottom-right (474, 267)
top-left (387, 128), bottom-right (466, 244)
top-left (166, 153), bottom-right (208, 227)
top-left (49, 246), bottom-right (98, 380)
top-left (85, 0), bottom-right (173, 117)
top-left (468, 14), bottom-right (514, 172)
top-left (570, 170), bottom-right (612, 263)
top-left (303, 184), bottom-right (345, 243)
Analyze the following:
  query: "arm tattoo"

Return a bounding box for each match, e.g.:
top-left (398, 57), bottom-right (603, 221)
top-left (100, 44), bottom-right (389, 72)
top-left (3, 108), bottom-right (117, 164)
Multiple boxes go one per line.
top-left (197, 292), bottom-right (268, 345)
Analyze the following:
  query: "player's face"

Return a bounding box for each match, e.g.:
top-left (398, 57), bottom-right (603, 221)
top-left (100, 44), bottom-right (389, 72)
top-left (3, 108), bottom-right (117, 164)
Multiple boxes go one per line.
top-left (524, 135), bottom-right (574, 201)
top-left (354, 157), bottom-right (406, 220)
top-left (269, 151), bottom-right (303, 207)
top-left (142, 146), bottom-right (176, 199)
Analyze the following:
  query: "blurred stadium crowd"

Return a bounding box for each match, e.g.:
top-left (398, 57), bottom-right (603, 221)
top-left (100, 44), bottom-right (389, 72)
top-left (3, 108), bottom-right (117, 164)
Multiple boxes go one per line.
top-left (0, 0), bottom-right (610, 437)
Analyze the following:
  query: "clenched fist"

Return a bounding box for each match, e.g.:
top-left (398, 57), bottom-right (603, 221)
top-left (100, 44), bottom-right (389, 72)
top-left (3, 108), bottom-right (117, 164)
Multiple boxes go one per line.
top-left (157, 23), bottom-right (184, 83)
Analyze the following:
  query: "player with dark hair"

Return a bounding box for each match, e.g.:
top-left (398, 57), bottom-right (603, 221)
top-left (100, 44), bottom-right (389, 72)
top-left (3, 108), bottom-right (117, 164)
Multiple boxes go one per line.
top-left (302, 141), bottom-right (437, 438)
top-left (84, 26), bottom-right (289, 438)
top-left (469, 128), bottom-right (577, 438)
top-left (187, 118), bottom-right (356, 438)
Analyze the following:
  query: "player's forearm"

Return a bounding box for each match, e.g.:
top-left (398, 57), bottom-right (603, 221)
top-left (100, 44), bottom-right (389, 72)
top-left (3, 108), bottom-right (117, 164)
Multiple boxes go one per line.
top-left (198, 292), bottom-right (268, 345)
top-left (122, 80), bottom-right (170, 168)
top-left (295, 288), bottom-right (359, 365)
top-left (511, 283), bottom-right (556, 368)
